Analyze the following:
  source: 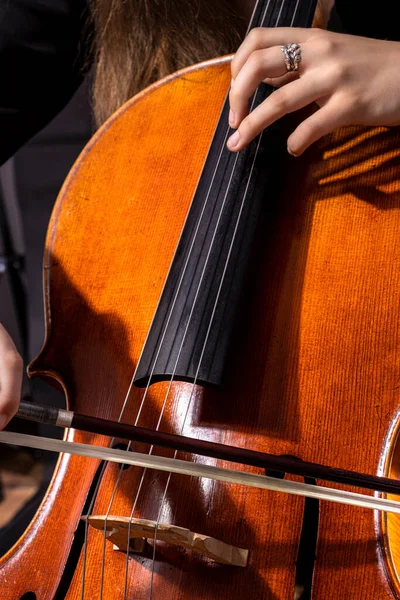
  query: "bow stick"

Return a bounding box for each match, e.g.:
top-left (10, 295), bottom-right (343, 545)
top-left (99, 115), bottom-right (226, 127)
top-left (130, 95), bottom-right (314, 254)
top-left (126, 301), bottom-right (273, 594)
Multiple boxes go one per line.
top-left (0, 429), bottom-right (399, 514)
top-left (3, 401), bottom-right (400, 497)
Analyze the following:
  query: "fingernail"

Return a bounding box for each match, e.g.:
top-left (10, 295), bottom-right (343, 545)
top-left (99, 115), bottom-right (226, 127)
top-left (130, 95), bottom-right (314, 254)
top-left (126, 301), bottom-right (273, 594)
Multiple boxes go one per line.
top-left (287, 146), bottom-right (298, 157)
top-left (0, 414), bottom-right (8, 430)
top-left (227, 130), bottom-right (240, 150)
top-left (229, 109), bottom-right (235, 127)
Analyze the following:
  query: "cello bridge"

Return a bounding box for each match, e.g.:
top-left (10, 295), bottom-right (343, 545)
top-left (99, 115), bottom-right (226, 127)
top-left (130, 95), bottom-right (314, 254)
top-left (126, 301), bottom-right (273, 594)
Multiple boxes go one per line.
top-left (85, 515), bottom-right (248, 567)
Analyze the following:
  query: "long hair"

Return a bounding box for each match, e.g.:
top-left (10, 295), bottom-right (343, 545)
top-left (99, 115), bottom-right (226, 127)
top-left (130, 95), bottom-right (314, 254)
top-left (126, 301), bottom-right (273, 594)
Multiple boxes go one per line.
top-left (89, 0), bottom-right (247, 126)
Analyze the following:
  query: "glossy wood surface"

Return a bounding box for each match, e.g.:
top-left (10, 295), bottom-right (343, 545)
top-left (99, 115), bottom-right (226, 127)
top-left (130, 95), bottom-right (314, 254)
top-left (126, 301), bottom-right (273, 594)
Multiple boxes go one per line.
top-left (1, 56), bottom-right (400, 599)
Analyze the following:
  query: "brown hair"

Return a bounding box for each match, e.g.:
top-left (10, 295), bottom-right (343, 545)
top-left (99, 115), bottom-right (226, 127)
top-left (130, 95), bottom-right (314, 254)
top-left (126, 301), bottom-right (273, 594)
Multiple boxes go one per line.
top-left (89, 0), bottom-right (246, 126)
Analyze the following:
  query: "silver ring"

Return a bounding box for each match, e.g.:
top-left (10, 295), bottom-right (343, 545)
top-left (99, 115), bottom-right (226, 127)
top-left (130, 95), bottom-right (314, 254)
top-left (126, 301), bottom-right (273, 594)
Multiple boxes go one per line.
top-left (280, 43), bottom-right (302, 72)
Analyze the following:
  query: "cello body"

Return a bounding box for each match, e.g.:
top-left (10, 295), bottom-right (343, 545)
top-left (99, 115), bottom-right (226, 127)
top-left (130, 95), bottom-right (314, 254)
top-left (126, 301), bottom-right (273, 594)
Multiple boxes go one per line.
top-left (1, 55), bottom-right (400, 599)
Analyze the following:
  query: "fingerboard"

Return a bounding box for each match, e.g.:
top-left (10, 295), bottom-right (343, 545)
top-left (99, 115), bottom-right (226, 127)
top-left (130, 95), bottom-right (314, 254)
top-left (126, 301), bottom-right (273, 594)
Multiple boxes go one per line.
top-left (134, 0), bottom-right (317, 388)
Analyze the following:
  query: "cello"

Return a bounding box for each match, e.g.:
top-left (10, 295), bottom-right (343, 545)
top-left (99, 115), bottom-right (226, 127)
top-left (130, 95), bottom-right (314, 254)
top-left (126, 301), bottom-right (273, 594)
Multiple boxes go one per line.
top-left (2, 0), bottom-right (400, 597)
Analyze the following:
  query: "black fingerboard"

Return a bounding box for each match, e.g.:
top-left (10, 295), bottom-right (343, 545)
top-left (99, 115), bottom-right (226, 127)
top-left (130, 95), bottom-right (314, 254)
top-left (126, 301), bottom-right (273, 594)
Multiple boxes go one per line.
top-left (134, 0), bottom-right (317, 388)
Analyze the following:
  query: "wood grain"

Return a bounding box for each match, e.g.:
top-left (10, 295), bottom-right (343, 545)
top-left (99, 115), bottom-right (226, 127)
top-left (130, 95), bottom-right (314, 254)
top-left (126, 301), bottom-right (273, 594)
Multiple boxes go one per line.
top-left (1, 56), bottom-right (400, 599)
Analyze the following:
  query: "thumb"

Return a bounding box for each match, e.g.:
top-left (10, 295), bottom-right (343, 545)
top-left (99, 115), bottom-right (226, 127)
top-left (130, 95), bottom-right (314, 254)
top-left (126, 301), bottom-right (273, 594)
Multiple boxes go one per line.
top-left (0, 324), bottom-right (23, 429)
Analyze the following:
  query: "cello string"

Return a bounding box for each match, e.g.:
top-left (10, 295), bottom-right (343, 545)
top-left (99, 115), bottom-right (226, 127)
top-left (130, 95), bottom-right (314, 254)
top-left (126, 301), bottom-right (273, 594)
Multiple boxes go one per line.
top-left (121, 143), bottom-right (242, 600)
top-left (148, 0), bottom-right (304, 596)
top-left (147, 1), bottom-right (302, 598)
top-left (98, 7), bottom-right (261, 598)
top-left (142, 0), bottom-right (301, 596)
top-left (66, 0), bottom-right (283, 591)
top-left (148, 132), bottom-right (264, 600)
top-left (96, 0), bottom-right (300, 595)
top-left (118, 122), bottom-right (244, 594)
top-left (96, 65), bottom-right (239, 600)
top-left (82, 351), bottom-right (157, 597)
top-left (92, 75), bottom-right (236, 595)
top-left (96, 130), bottom-right (236, 597)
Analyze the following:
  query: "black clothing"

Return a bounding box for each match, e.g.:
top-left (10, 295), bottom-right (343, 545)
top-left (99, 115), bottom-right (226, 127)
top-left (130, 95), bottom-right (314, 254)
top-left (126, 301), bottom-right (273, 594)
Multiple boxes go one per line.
top-left (0, 0), bottom-right (88, 166)
top-left (0, 0), bottom-right (398, 167)
top-left (335, 0), bottom-right (398, 42)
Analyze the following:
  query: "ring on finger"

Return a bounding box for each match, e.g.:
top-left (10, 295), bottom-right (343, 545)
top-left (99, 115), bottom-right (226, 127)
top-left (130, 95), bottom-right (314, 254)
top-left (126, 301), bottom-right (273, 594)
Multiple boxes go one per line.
top-left (280, 43), bottom-right (302, 72)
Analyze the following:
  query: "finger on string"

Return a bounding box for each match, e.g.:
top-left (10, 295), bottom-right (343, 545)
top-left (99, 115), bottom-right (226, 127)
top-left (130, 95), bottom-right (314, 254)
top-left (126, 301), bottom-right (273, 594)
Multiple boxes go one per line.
top-left (0, 325), bottom-right (23, 429)
top-left (229, 46), bottom-right (290, 127)
top-left (227, 76), bottom-right (326, 152)
top-left (287, 100), bottom-right (349, 156)
top-left (231, 26), bottom-right (313, 79)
